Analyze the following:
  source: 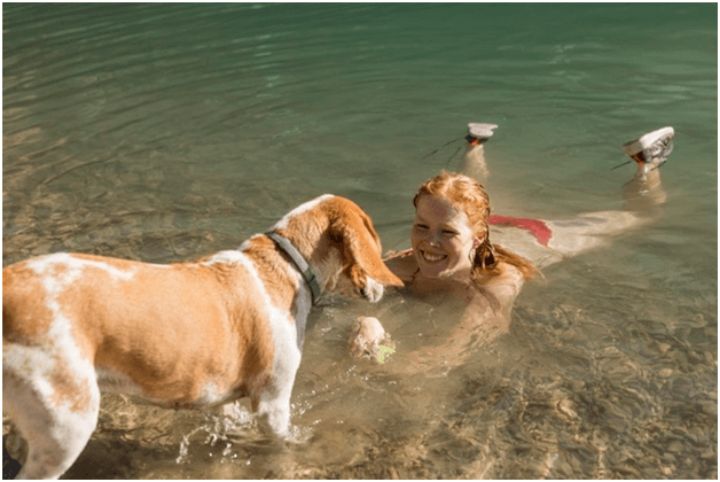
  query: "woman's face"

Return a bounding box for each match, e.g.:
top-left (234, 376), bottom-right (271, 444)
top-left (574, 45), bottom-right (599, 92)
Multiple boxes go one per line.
top-left (411, 194), bottom-right (479, 280)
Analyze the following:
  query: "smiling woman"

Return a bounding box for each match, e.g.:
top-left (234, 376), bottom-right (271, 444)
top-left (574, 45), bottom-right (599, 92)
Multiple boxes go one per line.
top-left (386, 171), bottom-right (537, 299)
top-left (410, 174), bottom-right (538, 283)
top-left (375, 171), bottom-right (538, 368)
top-left (413, 195), bottom-right (478, 278)
top-left (363, 126), bottom-right (675, 370)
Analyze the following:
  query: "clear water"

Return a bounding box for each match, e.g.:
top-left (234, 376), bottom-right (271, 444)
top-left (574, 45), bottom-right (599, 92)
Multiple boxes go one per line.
top-left (3, 3), bottom-right (717, 479)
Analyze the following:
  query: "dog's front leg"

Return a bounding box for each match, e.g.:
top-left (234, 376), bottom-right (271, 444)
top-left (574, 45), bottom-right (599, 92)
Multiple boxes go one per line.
top-left (251, 368), bottom-right (299, 439)
top-left (248, 311), bottom-right (302, 439)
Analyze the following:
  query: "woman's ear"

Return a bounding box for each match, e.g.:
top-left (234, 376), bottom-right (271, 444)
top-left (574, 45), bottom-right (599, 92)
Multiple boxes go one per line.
top-left (472, 237), bottom-right (482, 249)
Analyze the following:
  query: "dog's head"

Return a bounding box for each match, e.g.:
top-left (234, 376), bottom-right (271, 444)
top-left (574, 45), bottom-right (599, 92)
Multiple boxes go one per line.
top-left (273, 195), bottom-right (403, 302)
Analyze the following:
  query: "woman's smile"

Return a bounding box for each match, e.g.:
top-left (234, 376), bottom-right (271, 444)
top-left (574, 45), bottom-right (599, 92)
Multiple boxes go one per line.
top-left (419, 250), bottom-right (447, 263)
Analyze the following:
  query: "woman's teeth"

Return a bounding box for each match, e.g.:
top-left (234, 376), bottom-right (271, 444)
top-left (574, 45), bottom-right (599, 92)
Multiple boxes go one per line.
top-left (422, 251), bottom-right (446, 263)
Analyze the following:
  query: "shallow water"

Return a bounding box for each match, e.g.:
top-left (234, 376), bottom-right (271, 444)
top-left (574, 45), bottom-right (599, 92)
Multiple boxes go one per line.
top-left (3, 3), bottom-right (717, 479)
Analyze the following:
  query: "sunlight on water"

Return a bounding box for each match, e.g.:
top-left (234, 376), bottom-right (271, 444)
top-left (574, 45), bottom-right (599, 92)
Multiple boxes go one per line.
top-left (3, 3), bottom-right (717, 479)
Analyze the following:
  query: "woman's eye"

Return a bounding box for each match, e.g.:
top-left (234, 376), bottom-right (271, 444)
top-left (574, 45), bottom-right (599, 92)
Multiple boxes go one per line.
top-left (414, 224), bottom-right (429, 230)
top-left (442, 230), bottom-right (458, 237)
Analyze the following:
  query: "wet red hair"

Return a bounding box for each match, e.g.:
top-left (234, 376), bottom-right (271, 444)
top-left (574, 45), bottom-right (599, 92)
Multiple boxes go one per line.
top-left (413, 171), bottom-right (538, 281)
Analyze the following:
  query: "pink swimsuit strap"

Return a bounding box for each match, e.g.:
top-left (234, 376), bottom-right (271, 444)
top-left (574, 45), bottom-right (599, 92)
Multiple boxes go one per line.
top-left (488, 214), bottom-right (552, 247)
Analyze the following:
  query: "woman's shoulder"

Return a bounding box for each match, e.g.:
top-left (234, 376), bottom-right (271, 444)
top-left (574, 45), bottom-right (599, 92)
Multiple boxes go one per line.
top-left (383, 248), bottom-right (418, 282)
top-left (471, 260), bottom-right (526, 306)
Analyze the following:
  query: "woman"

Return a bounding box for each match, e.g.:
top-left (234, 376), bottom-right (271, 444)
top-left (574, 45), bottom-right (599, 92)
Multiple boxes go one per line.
top-left (373, 171), bottom-right (538, 369)
top-left (351, 126), bottom-right (674, 369)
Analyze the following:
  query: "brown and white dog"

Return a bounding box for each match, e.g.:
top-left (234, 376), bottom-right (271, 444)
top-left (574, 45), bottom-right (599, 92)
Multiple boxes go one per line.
top-left (3, 194), bottom-right (403, 479)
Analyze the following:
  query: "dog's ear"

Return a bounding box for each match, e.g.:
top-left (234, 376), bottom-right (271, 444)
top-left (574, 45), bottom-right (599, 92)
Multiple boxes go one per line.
top-left (332, 207), bottom-right (403, 302)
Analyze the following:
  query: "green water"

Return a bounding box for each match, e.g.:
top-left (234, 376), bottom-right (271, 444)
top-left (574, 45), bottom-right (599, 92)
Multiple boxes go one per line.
top-left (3, 3), bottom-right (717, 479)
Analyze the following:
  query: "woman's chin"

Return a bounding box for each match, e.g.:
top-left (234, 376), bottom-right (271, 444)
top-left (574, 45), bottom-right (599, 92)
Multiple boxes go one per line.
top-left (415, 254), bottom-right (460, 279)
top-left (418, 262), bottom-right (470, 281)
top-left (418, 264), bottom-right (451, 279)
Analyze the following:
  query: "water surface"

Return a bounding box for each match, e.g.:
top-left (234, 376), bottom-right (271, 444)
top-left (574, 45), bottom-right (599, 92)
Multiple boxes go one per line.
top-left (3, 3), bottom-right (717, 479)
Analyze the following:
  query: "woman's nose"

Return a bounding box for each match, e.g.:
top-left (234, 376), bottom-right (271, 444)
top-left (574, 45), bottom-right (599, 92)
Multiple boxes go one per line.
top-left (427, 232), bottom-right (441, 246)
